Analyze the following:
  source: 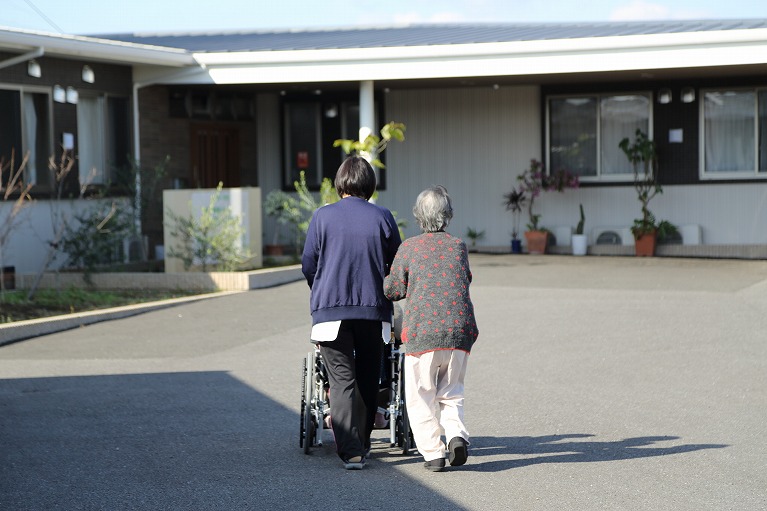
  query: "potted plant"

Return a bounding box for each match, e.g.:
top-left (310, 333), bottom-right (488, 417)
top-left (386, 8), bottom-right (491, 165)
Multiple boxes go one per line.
top-left (263, 189), bottom-right (301, 256)
top-left (619, 129), bottom-right (663, 256)
top-left (503, 186), bottom-right (525, 253)
top-left (571, 204), bottom-right (587, 256)
top-left (657, 220), bottom-right (680, 245)
top-left (516, 159), bottom-right (579, 254)
top-left (465, 227), bottom-right (485, 252)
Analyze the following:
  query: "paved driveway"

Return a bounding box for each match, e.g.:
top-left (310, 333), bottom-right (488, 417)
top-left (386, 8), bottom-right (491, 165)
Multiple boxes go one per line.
top-left (1, 254), bottom-right (766, 510)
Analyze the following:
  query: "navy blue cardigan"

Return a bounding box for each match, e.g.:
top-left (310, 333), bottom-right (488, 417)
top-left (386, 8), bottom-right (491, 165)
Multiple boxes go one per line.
top-left (302, 197), bottom-right (401, 325)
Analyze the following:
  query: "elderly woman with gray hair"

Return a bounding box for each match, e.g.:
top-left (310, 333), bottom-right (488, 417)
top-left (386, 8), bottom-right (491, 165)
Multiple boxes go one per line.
top-left (383, 185), bottom-right (479, 472)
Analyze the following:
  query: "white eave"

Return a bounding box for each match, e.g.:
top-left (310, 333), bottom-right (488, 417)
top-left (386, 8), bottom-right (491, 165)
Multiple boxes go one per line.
top-left (0, 26), bottom-right (195, 67)
top-left (188, 27), bottom-right (767, 85)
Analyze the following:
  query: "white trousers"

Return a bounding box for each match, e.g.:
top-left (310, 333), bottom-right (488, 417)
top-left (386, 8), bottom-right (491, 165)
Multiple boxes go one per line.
top-left (404, 349), bottom-right (470, 462)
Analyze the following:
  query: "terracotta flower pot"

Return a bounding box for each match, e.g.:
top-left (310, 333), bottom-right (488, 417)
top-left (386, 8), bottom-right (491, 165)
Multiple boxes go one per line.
top-left (634, 231), bottom-right (657, 257)
top-left (524, 230), bottom-right (548, 255)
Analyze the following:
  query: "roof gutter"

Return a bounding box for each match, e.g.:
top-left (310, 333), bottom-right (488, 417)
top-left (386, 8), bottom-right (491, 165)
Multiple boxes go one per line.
top-left (0, 27), bottom-right (194, 66)
top-left (191, 27), bottom-right (767, 84)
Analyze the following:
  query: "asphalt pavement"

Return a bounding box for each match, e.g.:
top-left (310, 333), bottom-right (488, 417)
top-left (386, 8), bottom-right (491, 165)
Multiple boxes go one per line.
top-left (1, 254), bottom-right (766, 510)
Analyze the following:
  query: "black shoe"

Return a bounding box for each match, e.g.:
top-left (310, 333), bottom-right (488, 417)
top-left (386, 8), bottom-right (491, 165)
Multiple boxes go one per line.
top-left (424, 458), bottom-right (445, 472)
top-left (448, 437), bottom-right (468, 466)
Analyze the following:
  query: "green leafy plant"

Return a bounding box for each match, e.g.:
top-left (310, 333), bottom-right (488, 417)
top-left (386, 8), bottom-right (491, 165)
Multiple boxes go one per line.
top-left (112, 154), bottom-right (170, 236)
top-left (293, 170), bottom-right (339, 236)
top-left (333, 121), bottom-right (406, 169)
top-left (165, 182), bottom-right (250, 271)
top-left (619, 129), bottom-right (663, 239)
top-left (264, 189), bottom-right (303, 247)
top-left (503, 186), bottom-right (525, 240)
top-left (59, 203), bottom-right (134, 282)
top-left (465, 227), bottom-right (485, 248)
top-left (657, 219), bottom-right (680, 244)
top-left (575, 203), bottom-right (586, 235)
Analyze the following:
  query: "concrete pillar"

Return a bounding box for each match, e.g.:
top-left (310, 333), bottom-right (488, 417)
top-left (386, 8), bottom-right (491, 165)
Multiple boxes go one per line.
top-left (359, 80), bottom-right (375, 157)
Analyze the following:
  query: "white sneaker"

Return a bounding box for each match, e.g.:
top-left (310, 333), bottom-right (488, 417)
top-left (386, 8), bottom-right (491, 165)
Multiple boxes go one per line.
top-left (343, 456), bottom-right (366, 470)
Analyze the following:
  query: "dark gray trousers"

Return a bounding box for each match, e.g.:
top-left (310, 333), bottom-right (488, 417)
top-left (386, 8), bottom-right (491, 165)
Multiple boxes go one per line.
top-left (319, 320), bottom-right (383, 461)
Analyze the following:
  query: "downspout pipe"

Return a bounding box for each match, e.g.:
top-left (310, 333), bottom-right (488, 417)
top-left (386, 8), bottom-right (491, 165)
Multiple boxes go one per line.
top-left (132, 82), bottom-right (143, 235)
top-left (131, 64), bottom-right (207, 236)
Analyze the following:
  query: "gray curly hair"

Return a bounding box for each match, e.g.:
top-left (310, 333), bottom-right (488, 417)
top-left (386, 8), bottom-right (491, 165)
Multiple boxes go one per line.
top-left (413, 185), bottom-right (453, 233)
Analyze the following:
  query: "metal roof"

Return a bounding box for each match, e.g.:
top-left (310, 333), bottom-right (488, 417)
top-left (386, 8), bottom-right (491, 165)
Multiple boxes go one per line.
top-left (93, 20), bottom-right (767, 53)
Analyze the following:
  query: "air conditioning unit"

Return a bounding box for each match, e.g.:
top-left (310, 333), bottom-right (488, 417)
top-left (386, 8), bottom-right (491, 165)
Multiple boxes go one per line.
top-left (123, 236), bottom-right (148, 263)
top-left (678, 224), bottom-right (702, 245)
top-left (551, 226), bottom-right (573, 246)
top-left (592, 227), bottom-right (633, 246)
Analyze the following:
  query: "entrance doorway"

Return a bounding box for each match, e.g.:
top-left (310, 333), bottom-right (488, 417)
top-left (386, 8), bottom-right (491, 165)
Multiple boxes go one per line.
top-left (190, 123), bottom-right (240, 188)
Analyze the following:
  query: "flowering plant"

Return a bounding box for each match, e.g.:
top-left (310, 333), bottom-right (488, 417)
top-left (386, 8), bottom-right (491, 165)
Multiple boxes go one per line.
top-left (516, 159), bottom-right (579, 231)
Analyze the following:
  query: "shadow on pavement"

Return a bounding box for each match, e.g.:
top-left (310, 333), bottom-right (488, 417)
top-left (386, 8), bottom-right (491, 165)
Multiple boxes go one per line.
top-left (459, 434), bottom-right (728, 472)
top-left (0, 371), bottom-right (467, 511)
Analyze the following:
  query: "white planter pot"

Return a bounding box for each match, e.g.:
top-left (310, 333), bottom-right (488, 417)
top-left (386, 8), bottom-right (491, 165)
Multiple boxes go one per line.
top-left (572, 234), bottom-right (588, 256)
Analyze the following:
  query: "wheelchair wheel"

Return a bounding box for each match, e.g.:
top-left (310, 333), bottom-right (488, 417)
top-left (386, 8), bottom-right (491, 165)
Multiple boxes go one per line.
top-left (299, 355), bottom-right (308, 448)
top-left (302, 351), bottom-right (315, 454)
top-left (396, 353), bottom-right (416, 455)
top-left (388, 347), bottom-right (401, 447)
top-left (313, 350), bottom-right (326, 447)
top-left (400, 399), bottom-right (415, 455)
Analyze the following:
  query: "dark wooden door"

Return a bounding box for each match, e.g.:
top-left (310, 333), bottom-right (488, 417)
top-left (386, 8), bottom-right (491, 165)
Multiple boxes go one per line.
top-left (190, 123), bottom-right (240, 188)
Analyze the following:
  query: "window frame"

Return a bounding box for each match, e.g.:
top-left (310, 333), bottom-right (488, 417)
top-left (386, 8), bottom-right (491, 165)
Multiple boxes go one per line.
top-left (699, 86), bottom-right (767, 181)
top-left (280, 94), bottom-right (384, 191)
top-left (546, 91), bottom-right (653, 183)
top-left (0, 83), bottom-right (54, 191)
top-left (76, 91), bottom-right (132, 191)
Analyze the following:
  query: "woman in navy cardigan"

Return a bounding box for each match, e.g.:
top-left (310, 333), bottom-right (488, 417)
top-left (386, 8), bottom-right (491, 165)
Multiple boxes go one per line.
top-left (301, 156), bottom-right (401, 469)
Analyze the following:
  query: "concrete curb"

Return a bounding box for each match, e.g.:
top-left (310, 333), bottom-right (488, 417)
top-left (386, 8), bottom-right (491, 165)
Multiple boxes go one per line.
top-left (15, 265), bottom-right (304, 292)
top-left (0, 292), bottom-right (238, 346)
top-left (0, 265), bottom-right (304, 346)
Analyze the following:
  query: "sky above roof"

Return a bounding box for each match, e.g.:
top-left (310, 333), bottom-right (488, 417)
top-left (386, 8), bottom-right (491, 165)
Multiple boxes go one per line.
top-left (2, 0), bottom-right (767, 35)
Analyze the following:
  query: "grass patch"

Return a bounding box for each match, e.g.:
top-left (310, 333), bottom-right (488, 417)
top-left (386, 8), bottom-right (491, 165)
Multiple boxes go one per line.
top-left (0, 288), bottom-right (205, 324)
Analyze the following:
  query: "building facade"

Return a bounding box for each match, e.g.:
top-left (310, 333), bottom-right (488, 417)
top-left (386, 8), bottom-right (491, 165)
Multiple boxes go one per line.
top-left (3, 21), bottom-right (767, 273)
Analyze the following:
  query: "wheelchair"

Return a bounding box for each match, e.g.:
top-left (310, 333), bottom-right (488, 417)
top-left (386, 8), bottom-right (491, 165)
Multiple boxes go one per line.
top-left (299, 345), bottom-right (329, 454)
top-left (299, 337), bottom-right (415, 455)
top-left (386, 340), bottom-right (416, 455)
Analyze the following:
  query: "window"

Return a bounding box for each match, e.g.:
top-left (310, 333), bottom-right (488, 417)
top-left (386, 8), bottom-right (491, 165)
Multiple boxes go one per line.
top-left (548, 93), bottom-right (651, 180)
top-left (0, 87), bottom-right (51, 189)
top-left (282, 99), bottom-right (363, 189)
top-left (169, 88), bottom-right (254, 121)
top-left (77, 95), bottom-right (131, 187)
top-left (701, 89), bottom-right (767, 178)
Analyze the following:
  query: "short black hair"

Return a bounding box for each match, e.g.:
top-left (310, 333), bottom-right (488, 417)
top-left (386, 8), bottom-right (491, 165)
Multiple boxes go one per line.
top-left (334, 156), bottom-right (376, 199)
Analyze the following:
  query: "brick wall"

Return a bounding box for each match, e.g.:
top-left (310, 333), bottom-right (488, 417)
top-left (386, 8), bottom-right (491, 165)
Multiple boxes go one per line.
top-left (138, 85), bottom-right (260, 254)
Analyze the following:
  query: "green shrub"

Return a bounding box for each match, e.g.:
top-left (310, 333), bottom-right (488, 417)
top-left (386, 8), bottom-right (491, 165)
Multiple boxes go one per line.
top-left (165, 183), bottom-right (250, 271)
top-left (60, 203), bottom-right (134, 276)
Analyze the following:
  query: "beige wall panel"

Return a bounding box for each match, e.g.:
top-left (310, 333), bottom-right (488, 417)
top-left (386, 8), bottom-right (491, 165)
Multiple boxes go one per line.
top-left (378, 86), bottom-right (541, 247)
